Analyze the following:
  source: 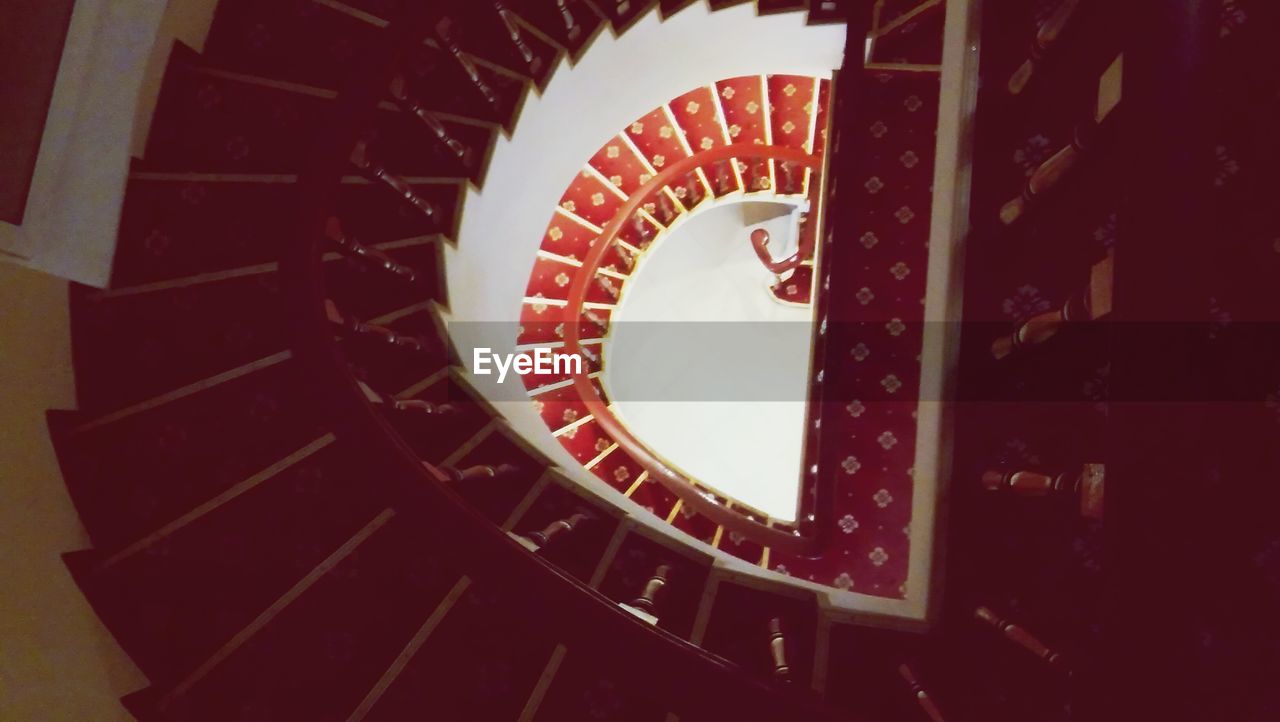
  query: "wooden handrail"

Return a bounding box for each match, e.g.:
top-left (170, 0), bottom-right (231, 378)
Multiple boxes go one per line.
top-left (750, 225), bottom-right (813, 275)
top-left (562, 143), bottom-right (823, 556)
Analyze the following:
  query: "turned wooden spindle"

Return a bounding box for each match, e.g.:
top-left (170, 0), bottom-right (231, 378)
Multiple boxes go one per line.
top-left (613, 240), bottom-right (637, 269)
top-left (981, 468), bottom-right (1074, 496)
top-left (714, 161), bottom-right (733, 194)
top-left (525, 512), bottom-right (589, 548)
top-left (390, 398), bottom-right (457, 416)
top-left (324, 217), bottom-right (418, 282)
top-left (628, 564), bottom-right (672, 616)
top-left (556, 0), bottom-right (581, 40)
top-left (435, 17), bottom-right (499, 106)
top-left (493, 2), bottom-right (540, 71)
top-left (779, 161), bottom-right (798, 193)
top-left (582, 309), bottom-right (609, 332)
top-left (974, 606), bottom-right (1065, 667)
top-left (1001, 54), bottom-right (1122, 225)
top-left (682, 174), bottom-right (702, 205)
top-left (898, 665), bottom-right (947, 722)
top-left (981, 463), bottom-right (1104, 519)
top-left (357, 381), bottom-right (456, 416)
top-left (767, 617), bottom-right (791, 682)
top-left (595, 274), bottom-right (621, 299)
top-left (351, 141), bottom-right (436, 218)
top-left (323, 300), bottom-right (428, 353)
top-left (444, 464), bottom-right (518, 483)
top-left (992, 253), bottom-right (1112, 359)
top-left (632, 213), bottom-right (654, 243)
top-left (389, 76), bottom-right (472, 165)
top-left (654, 193), bottom-right (677, 224)
top-left (1008, 0), bottom-right (1082, 95)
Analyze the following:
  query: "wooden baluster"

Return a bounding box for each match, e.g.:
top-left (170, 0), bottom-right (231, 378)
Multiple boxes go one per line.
top-left (436, 17), bottom-right (499, 107)
top-left (595, 274), bottom-right (621, 300)
top-left (898, 665), bottom-right (947, 722)
top-left (1077, 462), bottom-right (1104, 519)
top-left (582, 309), bottom-right (609, 333)
top-left (714, 160), bottom-right (733, 194)
top-left (981, 463), bottom-right (1104, 519)
top-left (350, 140), bottom-right (436, 219)
top-left (682, 173), bottom-right (701, 206)
top-left (388, 75), bottom-right (473, 167)
top-left (493, 2), bottom-right (541, 73)
top-left (632, 213), bottom-right (654, 244)
top-left (613, 239), bottom-right (637, 270)
top-left (324, 217), bottom-right (418, 282)
top-left (443, 464), bottom-right (518, 483)
top-left (517, 512), bottom-right (589, 551)
top-left (620, 563), bottom-right (671, 624)
top-left (390, 398), bottom-right (458, 415)
top-left (767, 617), bottom-right (791, 682)
top-left (1008, 0), bottom-right (1082, 95)
top-left (779, 161), bottom-right (797, 194)
top-left (974, 606), bottom-right (1066, 668)
top-left (1001, 54), bottom-right (1122, 225)
top-left (356, 381), bottom-right (457, 416)
top-left (981, 468), bottom-right (1073, 496)
top-left (323, 300), bottom-right (430, 353)
top-left (557, 0), bottom-right (581, 40)
top-left (991, 253), bottom-right (1112, 359)
top-left (654, 193), bottom-right (676, 225)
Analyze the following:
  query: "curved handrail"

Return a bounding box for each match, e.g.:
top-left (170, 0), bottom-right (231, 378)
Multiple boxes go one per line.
top-left (279, 6), bottom-right (850, 722)
top-left (751, 226), bottom-right (814, 275)
top-left (562, 143), bottom-right (824, 557)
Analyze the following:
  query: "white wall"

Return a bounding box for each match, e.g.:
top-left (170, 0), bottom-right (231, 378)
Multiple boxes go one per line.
top-left (0, 0), bottom-right (170, 287)
top-left (0, 264), bottom-right (144, 721)
top-left (444, 1), bottom-right (846, 506)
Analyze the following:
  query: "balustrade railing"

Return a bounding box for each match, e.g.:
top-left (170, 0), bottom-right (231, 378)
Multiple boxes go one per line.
top-left (561, 143), bottom-right (825, 556)
top-left (279, 4), bottom-right (853, 721)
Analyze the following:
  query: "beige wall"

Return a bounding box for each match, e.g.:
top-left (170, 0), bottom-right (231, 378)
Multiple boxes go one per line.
top-left (0, 262), bottom-right (142, 721)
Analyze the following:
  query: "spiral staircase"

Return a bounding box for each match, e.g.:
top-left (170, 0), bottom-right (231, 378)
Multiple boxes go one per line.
top-left (42, 1), bottom-right (1127, 720)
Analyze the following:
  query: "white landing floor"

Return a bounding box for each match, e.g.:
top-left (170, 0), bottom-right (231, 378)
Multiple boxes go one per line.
top-left (605, 200), bottom-right (816, 522)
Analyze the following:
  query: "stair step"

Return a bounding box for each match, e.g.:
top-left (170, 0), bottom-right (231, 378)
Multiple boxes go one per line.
top-left (360, 578), bottom-right (561, 722)
top-left (201, 0), bottom-right (390, 89)
top-left (441, 425), bottom-right (552, 526)
top-left (69, 441), bottom-right (390, 684)
top-left (111, 178), bottom-right (447, 289)
top-left (531, 649), bottom-right (670, 722)
top-left (698, 576), bottom-right (820, 686)
top-left (593, 527), bottom-right (713, 640)
top-left (508, 0), bottom-right (607, 60)
top-left (142, 512), bottom-right (466, 722)
top-left (142, 50), bottom-right (451, 176)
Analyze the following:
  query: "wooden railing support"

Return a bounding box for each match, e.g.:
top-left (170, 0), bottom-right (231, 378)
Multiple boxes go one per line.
top-left (991, 253), bottom-right (1112, 359)
top-left (981, 463), bottom-right (1105, 519)
top-left (975, 606), bottom-right (1067, 669)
